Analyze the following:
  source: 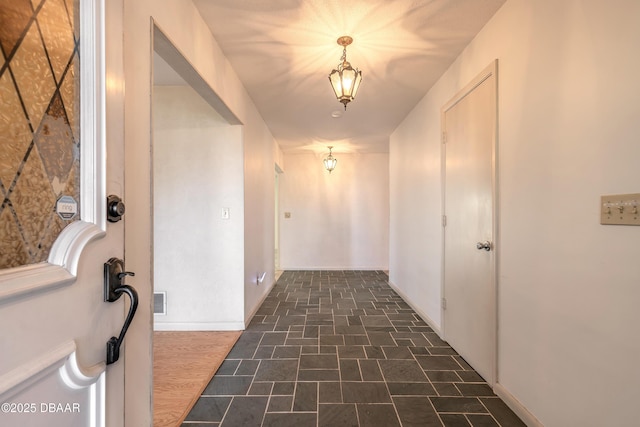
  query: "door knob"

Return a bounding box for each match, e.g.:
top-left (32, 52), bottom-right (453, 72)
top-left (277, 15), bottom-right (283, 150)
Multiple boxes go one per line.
top-left (107, 195), bottom-right (126, 223)
top-left (476, 241), bottom-right (492, 251)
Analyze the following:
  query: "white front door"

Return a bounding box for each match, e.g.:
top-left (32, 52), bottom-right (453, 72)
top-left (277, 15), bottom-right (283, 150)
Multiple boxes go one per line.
top-left (442, 61), bottom-right (498, 385)
top-left (0, 1), bottom-right (129, 426)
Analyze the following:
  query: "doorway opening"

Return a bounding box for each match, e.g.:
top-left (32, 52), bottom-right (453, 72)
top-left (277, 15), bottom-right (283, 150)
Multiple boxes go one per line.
top-left (151, 25), bottom-right (243, 426)
top-left (151, 25), bottom-right (243, 330)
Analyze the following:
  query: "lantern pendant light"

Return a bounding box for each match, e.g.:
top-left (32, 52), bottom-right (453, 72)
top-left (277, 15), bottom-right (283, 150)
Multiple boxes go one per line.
top-left (328, 36), bottom-right (362, 110)
top-left (323, 146), bottom-right (337, 173)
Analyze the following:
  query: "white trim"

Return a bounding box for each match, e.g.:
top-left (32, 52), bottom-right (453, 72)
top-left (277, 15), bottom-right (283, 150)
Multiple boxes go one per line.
top-left (59, 351), bottom-right (105, 390)
top-left (80, 0), bottom-right (107, 229)
top-left (278, 267), bottom-right (389, 271)
top-left (244, 279), bottom-right (277, 327)
top-left (388, 280), bottom-right (442, 337)
top-left (90, 370), bottom-right (106, 427)
top-left (0, 341), bottom-right (105, 427)
top-left (0, 0), bottom-right (106, 303)
top-left (0, 341), bottom-right (75, 400)
top-left (153, 322), bottom-right (245, 331)
top-left (48, 221), bottom-right (105, 274)
top-left (494, 383), bottom-right (543, 427)
top-left (0, 263), bottom-right (74, 302)
top-left (60, 350), bottom-right (106, 427)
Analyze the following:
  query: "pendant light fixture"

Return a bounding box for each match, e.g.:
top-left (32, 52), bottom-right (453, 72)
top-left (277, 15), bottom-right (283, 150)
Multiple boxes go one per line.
top-left (328, 36), bottom-right (362, 110)
top-left (323, 146), bottom-right (337, 173)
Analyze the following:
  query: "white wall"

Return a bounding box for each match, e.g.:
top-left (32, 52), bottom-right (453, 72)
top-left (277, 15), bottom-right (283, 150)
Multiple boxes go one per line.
top-left (389, 1), bottom-right (640, 426)
top-left (243, 104), bottom-right (280, 324)
top-left (280, 152), bottom-right (389, 270)
top-left (153, 86), bottom-right (244, 330)
top-left (124, 1), bottom-right (278, 424)
top-left (389, 93), bottom-right (444, 330)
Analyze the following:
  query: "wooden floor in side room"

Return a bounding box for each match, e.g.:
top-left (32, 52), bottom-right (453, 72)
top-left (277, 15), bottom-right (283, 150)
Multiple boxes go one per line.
top-left (153, 331), bottom-right (241, 427)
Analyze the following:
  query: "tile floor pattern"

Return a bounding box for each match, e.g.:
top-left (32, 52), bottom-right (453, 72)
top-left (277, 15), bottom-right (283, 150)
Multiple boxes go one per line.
top-left (182, 271), bottom-right (525, 427)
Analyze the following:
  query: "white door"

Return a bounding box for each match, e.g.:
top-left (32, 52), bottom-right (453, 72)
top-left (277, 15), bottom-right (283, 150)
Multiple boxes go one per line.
top-left (442, 61), bottom-right (498, 385)
top-left (0, 1), bottom-right (130, 426)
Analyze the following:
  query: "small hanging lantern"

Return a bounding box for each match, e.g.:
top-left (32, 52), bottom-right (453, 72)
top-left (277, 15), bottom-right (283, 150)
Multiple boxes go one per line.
top-left (323, 146), bottom-right (337, 173)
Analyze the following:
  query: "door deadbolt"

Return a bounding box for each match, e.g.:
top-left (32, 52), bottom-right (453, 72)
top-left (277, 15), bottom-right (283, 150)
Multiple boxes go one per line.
top-left (107, 195), bottom-right (126, 223)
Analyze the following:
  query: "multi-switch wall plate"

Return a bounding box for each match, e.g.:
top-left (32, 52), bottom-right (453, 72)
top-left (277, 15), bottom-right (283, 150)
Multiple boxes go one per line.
top-left (600, 193), bottom-right (640, 225)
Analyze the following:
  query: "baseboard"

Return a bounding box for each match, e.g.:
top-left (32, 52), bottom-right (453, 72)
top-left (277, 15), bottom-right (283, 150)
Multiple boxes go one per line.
top-left (244, 279), bottom-right (277, 327)
top-left (493, 383), bottom-right (543, 427)
top-left (279, 266), bottom-right (389, 271)
top-left (387, 280), bottom-right (442, 336)
top-left (154, 322), bottom-right (244, 331)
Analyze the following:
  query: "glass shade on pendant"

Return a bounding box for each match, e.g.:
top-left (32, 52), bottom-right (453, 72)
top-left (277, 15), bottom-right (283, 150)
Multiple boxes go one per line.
top-left (329, 61), bottom-right (362, 109)
top-left (323, 155), bottom-right (337, 173)
top-left (323, 146), bottom-right (337, 173)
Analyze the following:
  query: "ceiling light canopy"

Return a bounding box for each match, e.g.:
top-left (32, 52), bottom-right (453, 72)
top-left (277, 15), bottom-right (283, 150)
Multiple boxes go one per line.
top-left (323, 146), bottom-right (337, 173)
top-left (328, 36), bottom-right (362, 110)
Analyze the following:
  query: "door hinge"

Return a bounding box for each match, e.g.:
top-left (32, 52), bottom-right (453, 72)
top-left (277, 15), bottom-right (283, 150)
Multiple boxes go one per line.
top-left (442, 215), bottom-right (447, 227)
top-left (442, 132), bottom-right (447, 144)
top-left (441, 298), bottom-right (447, 310)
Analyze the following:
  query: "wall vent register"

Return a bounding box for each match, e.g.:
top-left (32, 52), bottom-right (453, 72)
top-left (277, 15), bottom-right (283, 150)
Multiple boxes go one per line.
top-left (154, 292), bottom-right (167, 315)
top-left (600, 193), bottom-right (640, 226)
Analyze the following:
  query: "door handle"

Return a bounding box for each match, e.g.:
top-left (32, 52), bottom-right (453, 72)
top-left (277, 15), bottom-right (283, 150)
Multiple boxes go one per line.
top-left (104, 257), bottom-right (138, 365)
top-left (476, 241), bottom-right (492, 251)
top-left (107, 195), bottom-right (126, 223)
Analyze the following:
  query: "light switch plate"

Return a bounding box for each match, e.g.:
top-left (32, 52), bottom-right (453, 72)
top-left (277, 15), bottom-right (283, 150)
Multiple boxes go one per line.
top-left (600, 193), bottom-right (640, 225)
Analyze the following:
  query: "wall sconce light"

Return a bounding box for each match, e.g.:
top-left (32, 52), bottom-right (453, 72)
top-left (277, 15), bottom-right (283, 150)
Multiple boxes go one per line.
top-left (328, 36), bottom-right (362, 110)
top-left (323, 146), bottom-right (337, 173)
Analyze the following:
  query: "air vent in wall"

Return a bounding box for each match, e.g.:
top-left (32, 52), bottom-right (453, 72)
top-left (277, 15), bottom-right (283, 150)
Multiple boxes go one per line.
top-left (154, 292), bottom-right (166, 315)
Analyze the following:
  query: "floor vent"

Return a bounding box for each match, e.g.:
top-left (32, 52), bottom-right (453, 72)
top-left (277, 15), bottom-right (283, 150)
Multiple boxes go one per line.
top-left (154, 292), bottom-right (166, 315)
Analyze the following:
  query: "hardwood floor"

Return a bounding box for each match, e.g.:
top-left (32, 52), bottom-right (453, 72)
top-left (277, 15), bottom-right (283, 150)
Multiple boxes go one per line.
top-left (153, 331), bottom-right (242, 427)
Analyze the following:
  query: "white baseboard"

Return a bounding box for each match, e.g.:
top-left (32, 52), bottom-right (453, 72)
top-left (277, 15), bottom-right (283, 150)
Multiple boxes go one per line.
top-left (279, 266), bottom-right (389, 271)
top-left (494, 383), bottom-right (543, 427)
top-left (153, 321), bottom-right (244, 331)
top-left (388, 281), bottom-right (540, 426)
top-left (387, 280), bottom-right (442, 336)
top-left (244, 279), bottom-right (277, 327)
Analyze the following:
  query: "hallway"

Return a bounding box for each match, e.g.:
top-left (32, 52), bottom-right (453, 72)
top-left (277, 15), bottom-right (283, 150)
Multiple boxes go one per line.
top-left (181, 271), bottom-right (524, 426)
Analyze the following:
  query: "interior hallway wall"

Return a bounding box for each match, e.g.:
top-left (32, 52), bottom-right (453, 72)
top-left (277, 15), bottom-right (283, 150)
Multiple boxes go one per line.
top-left (153, 86), bottom-right (244, 330)
top-left (389, 1), bottom-right (640, 426)
top-left (279, 152), bottom-right (389, 270)
top-left (243, 106), bottom-right (281, 324)
top-left (124, 0), bottom-right (278, 423)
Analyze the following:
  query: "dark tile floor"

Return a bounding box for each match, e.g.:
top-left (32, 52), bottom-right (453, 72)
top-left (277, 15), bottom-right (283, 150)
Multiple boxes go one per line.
top-left (182, 271), bottom-right (525, 427)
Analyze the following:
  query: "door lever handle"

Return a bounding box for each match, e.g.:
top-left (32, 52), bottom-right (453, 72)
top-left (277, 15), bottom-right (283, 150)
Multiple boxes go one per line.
top-left (104, 257), bottom-right (138, 365)
top-left (476, 241), bottom-right (492, 251)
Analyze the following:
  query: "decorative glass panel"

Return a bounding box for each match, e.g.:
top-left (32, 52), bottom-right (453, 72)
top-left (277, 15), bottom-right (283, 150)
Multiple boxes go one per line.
top-left (0, 0), bottom-right (80, 269)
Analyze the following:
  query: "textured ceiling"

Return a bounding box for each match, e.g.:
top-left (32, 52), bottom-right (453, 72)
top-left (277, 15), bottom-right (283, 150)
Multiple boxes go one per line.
top-left (192, 0), bottom-right (506, 153)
